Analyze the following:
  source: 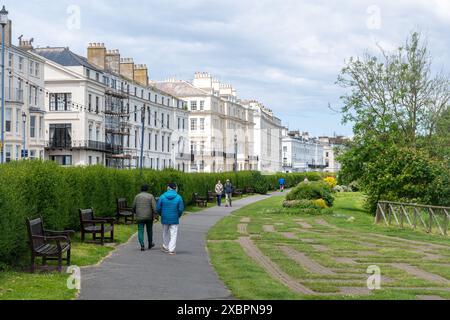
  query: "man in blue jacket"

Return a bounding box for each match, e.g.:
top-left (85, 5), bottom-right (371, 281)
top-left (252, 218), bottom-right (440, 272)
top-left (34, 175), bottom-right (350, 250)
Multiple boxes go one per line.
top-left (157, 183), bottom-right (185, 255)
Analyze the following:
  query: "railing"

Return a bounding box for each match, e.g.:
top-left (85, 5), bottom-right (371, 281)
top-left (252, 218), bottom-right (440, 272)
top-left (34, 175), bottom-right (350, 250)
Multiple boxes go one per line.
top-left (46, 140), bottom-right (109, 152)
top-left (376, 201), bottom-right (450, 236)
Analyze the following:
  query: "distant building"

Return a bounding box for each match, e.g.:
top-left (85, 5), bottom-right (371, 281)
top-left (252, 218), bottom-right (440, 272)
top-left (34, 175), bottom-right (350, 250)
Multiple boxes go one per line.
top-left (240, 100), bottom-right (283, 173)
top-left (281, 129), bottom-right (325, 172)
top-left (155, 72), bottom-right (257, 173)
top-left (33, 43), bottom-right (189, 170)
top-left (318, 136), bottom-right (348, 173)
top-left (1, 19), bottom-right (46, 163)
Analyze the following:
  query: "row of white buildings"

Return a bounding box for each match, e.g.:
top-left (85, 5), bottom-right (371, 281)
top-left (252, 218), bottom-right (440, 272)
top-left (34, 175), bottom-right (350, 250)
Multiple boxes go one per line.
top-left (1, 18), bottom-right (344, 173)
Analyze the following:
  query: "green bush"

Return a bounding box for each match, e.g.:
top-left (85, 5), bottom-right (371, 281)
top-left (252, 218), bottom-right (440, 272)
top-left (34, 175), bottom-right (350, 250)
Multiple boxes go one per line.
top-left (286, 181), bottom-right (335, 207)
top-left (0, 160), bottom-right (320, 266)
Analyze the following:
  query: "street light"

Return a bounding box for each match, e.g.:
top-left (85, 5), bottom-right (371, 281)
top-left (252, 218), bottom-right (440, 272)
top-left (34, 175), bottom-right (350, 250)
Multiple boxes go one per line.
top-left (0, 5), bottom-right (8, 164)
top-left (22, 112), bottom-right (27, 159)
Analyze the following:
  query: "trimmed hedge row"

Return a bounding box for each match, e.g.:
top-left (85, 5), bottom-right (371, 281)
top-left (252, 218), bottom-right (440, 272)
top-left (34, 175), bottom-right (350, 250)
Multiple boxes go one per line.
top-left (0, 160), bottom-right (329, 266)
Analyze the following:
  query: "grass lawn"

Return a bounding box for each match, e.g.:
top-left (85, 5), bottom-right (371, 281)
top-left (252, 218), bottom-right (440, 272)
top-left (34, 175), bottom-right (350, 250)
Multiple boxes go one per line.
top-left (0, 198), bottom-right (221, 301)
top-left (207, 192), bottom-right (450, 300)
top-left (0, 224), bottom-right (136, 300)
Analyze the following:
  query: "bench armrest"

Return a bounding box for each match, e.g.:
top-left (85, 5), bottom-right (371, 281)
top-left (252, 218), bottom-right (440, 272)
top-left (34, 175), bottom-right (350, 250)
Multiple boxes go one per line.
top-left (45, 229), bottom-right (75, 237)
top-left (95, 217), bottom-right (115, 224)
top-left (81, 219), bottom-right (107, 224)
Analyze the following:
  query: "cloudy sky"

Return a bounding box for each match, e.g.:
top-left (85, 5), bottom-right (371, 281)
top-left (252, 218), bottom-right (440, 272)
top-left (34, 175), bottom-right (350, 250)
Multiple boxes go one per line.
top-left (3, 0), bottom-right (449, 136)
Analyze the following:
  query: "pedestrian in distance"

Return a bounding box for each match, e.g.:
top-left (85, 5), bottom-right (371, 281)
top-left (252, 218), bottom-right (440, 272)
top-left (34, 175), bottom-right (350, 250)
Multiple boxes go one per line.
top-left (133, 184), bottom-right (158, 251)
top-left (157, 183), bottom-right (185, 255)
top-left (278, 177), bottom-right (286, 192)
top-left (224, 179), bottom-right (234, 207)
top-left (215, 180), bottom-right (224, 207)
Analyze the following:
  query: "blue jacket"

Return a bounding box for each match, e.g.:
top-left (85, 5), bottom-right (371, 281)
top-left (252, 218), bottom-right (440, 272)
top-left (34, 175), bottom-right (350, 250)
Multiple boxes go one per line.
top-left (157, 190), bottom-right (185, 225)
top-left (278, 178), bottom-right (286, 185)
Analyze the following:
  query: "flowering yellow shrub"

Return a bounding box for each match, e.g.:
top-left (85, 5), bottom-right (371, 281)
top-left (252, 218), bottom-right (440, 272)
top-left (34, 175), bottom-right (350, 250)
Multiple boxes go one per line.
top-left (324, 176), bottom-right (337, 189)
top-left (313, 198), bottom-right (329, 209)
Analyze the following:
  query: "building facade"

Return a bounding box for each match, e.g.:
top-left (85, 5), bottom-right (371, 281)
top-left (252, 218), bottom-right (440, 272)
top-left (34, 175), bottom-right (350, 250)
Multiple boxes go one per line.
top-left (241, 100), bottom-right (283, 173)
top-left (0, 21), bottom-right (46, 163)
top-left (318, 136), bottom-right (348, 173)
top-left (281, 129), bottom-right (325, 172)
top-left (33, 43), bottom-right (190, 170)
top-left (155, 72), bottom-right (257, 173)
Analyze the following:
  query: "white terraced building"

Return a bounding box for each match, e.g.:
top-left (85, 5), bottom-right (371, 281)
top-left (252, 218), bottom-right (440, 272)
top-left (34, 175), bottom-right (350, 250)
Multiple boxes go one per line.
top-left (240, 100), bottom-right (283, 173)
top-left (0, 20), bottom-right (46, 163)
top-left (281, 129), bottom-right (325, 172)
top-left (33, 43), bottom-right (190, 170)
top-left (155, 72), bottom-right (257, 173)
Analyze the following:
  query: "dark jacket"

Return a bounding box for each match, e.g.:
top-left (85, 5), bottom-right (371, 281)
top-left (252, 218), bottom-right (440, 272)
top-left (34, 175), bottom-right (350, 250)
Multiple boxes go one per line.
top-left (133, 192), bottom-right (157, 222)
top-left (224, 182), bottom-right (233, 194)
top-left (157, 189), bottom-right (185, 225)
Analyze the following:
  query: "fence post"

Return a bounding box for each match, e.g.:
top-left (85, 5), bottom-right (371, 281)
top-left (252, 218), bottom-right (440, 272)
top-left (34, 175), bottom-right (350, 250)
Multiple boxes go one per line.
top-left (400, 205), bottom-right (404, 228)
top-left (428, 208), bottom-right (433, 233)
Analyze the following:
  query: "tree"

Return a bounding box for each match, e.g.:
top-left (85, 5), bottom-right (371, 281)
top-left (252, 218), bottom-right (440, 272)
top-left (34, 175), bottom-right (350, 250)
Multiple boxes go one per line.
top-left (336, 31), bottom-right (450, 212)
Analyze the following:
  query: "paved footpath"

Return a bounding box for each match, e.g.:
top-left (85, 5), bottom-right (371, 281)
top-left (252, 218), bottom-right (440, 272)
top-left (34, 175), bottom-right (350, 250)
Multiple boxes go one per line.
top-left (79, 192), bottom-right (283, 300)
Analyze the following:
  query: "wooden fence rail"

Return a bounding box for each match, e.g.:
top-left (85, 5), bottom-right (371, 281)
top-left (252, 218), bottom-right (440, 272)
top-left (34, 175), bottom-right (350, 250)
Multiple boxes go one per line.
top-left (375, 201), bottom-right (450, 236)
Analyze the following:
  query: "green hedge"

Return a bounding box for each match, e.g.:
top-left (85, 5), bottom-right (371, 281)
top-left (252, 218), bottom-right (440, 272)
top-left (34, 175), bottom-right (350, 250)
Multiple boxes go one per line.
top-left (0, 160), bottom-right (326, 266)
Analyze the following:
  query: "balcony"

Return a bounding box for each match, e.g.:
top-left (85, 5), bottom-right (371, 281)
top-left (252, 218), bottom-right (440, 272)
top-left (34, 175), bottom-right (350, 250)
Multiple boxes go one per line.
top-left (46, 140), bottom-right (108, 152)
top-left (5, 88), bottom-right (24, 104)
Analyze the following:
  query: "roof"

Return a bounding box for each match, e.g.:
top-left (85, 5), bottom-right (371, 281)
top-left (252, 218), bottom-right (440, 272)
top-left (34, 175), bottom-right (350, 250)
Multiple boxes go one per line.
top-left (153, 81), bottom-right (209, 97)
top-left (33, 47), bottom-right (103, 72)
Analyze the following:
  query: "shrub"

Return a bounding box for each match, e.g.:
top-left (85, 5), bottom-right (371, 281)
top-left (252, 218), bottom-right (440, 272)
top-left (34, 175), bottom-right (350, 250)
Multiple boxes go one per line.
top-left (286, 181), bottom-right (335, 207)
top-left (282, 199), bottom-right (321, 209)
top-left (323, 176), bottom-right (337, 189)
top-left (0, 160), bottom-right (318, 266)
top-left (313, 199), bottom-right (329, 209)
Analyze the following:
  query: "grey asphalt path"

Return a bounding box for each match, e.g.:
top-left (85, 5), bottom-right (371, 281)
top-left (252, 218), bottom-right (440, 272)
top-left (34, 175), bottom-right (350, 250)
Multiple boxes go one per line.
top-left (78, 191), bottom-right (284, 300)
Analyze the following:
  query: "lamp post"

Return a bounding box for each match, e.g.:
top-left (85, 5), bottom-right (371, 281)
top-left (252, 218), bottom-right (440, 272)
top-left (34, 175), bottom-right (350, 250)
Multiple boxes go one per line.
top-left (0, 6), bottom-right (8, 164)
top-left (139, 105), bottom-right (146, 176)
top-left (233, 134), bottom-right (237, 172)
top-left (22, 112), bottom-right (26, 159)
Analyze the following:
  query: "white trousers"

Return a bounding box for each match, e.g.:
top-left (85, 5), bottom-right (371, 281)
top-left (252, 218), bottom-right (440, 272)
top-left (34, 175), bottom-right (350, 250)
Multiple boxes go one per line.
top-left (162, 224), bottom-right (179, 252)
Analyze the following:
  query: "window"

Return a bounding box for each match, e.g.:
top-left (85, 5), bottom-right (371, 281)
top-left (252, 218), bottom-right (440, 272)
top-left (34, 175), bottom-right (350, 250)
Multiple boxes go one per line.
top-left (35, 63), bottom-right (40, 77)
top-left (147, 108), bottom-right (151, 125)
top-left (200, 118), bottom-right (205, 131)
top-left (96, 157), bottom-right (100, 164)
top-left (148, 133), bottom-right (152, 150)
top-left (96, 127), bottom-right (100, 141)
top-left (95, 73), bottom-right (100, 82)
top-left (29, 61), bottom-right (34, 75)
top-left (183, 118), bottom-right (185, 130)
top-left (135, 130), bottom-right (138, 148)
top-left (8, 53), bottom-right (12, 68)
top-left (168, 136), bottom-right (171, 152)
top-left (161, 113), bottom-right (164, 128)
top-left (154, 111), bottom-right (157, 127)
top-left (15, 145), bottom-right (20, 161)
top-left (15, 109), bottom-right (20, 135)
top-left (167, 114), bottom-right (170, 129)
top-left (190, 118), bottom-right (197, 131)
top-left (134, 106), bottom-right (137, 122)
top-left (39, 116), bottom-right (43, 139)
top-left (162, 97), bottom-right (165, 106)
top-left (190, 101), bottom-right (197, 111)
top-left (30, 116), bottom-right (36, 138)
top-left (155, 134), bottom-right (158, 151)
top-left (162, 135), bottom-right (165, 152)
top-left (5, 108), bottom-right (11, 132)
top-left (19, 57), bottom-right (24, 71)
top-left (89, 124), bottom-right (93, 140)
top-left (178, 118), bottom-right (180, 130)
top-left (49, 124), bottom-right (72, 148)
top-left (89, 156), bottom-right (92, 165)
top-left (200, 100), bottom-right (205, 111)
top-left (34, 87), bottom-right (38, 106)
top-left (5, 145), bottom-right (12, 162)
top-left (154, 94), bottom-right (158, 103)
top-left (95, 96), bottom-right (100, 113)
top-left (49, 93), bottom-right (72, 111)
top-left (88, 94), bottom-right (92, 111)
top-left (51, 155), bottom-right (72, 166)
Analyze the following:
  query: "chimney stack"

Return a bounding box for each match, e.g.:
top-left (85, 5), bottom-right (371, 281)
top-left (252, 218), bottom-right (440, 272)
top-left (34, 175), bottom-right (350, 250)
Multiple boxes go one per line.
top-left (19, 37), bottom-right (34, 51)
top-left (120, 58), bottom-right (134, 80)
top-left (105, 49), bottom-right (120, 74)
top-left (134, 64), bottom-right (149, 87)
top-left (87, 42), bottom-right (106, 70)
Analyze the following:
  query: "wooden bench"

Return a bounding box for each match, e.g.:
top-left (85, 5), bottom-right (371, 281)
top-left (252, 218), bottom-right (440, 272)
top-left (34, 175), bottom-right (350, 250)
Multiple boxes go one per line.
top-left (79, 208), bottom-right (115, 245)
top-left (233, 189), bottom-right (243, 198)
top-left (26, 217), bottom-right (74, 273)
top-left (116, 198), bottom-right (135, 224)
top-left (206, 191), bottom-right (216, 203)
top-left (245, 187), bottom-right (255, 195)
top-left (193, 193), bottom-right (208, 207)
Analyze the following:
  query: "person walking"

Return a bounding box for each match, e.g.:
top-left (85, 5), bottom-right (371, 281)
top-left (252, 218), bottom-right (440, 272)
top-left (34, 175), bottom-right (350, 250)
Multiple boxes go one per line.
top-left (133, 184), bottom-right (157, 251)
top-left (157, 183), bottom-right (185, 255)
top-left (224, 179), bottom-right (234, 207)
top-left (278, 177), bottom-right (286, 192)
top-left (215, 180), bottom-right (224, 207)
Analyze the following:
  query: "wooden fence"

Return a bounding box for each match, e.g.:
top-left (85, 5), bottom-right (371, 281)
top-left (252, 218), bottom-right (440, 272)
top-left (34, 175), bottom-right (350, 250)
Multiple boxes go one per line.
top-left (375, 201), bottom-right (450, 236)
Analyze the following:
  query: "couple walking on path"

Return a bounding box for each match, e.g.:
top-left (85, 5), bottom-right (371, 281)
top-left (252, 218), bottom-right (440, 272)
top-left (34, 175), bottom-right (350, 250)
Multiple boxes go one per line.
top-left (214, 179), bottom-right (234, 207)
top-left (132, 183), bottom-right (184, 255)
